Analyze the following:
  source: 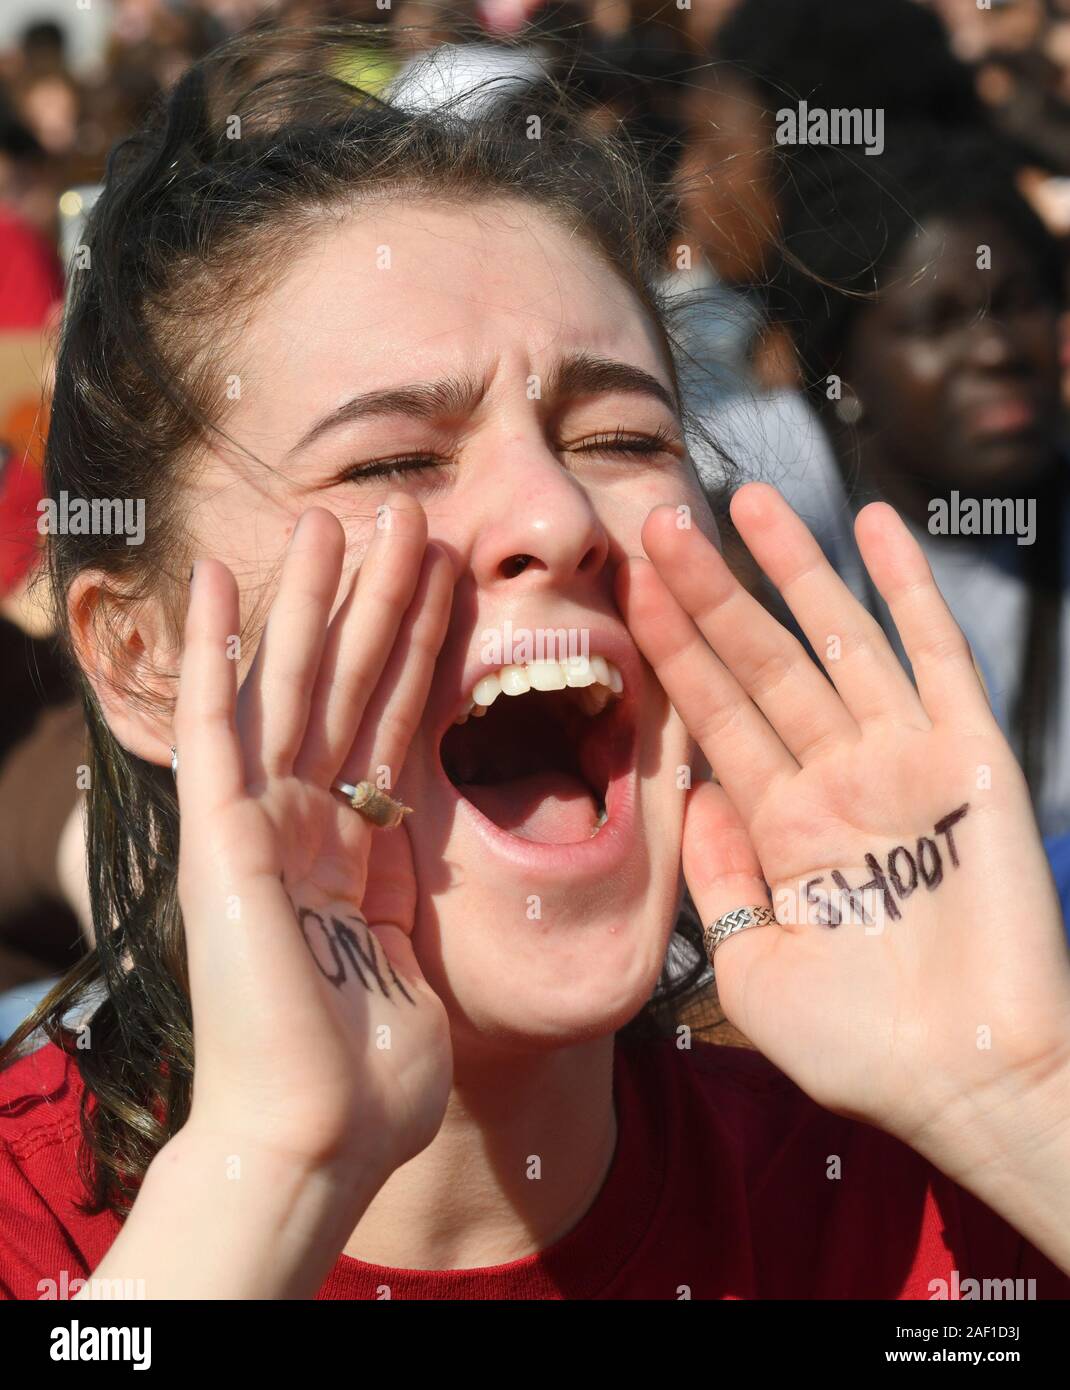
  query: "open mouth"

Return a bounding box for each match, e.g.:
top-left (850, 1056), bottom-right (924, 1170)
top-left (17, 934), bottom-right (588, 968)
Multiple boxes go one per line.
top-left (439, 656), bottom-right (632, 845)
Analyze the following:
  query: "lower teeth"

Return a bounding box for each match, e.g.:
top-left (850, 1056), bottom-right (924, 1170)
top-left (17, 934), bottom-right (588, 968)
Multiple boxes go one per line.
top-left (590, 803), bottom-right (608, 836)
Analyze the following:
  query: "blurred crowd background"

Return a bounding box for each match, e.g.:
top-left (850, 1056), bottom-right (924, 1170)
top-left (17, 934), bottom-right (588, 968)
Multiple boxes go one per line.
top-left (2, 0), bottom-right (1070, 1038)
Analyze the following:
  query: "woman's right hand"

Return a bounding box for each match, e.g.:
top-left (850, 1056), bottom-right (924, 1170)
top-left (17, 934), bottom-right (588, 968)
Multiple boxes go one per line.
top-left (172, 498), bottom-right (454, 1203)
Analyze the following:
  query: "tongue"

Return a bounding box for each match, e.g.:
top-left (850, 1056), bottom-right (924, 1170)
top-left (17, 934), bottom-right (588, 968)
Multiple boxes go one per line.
top-left (459, 770), bottom-right (601, 843)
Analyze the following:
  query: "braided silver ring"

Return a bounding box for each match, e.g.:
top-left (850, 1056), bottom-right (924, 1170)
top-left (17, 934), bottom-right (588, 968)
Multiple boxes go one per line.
top-left (703, 905), bottom-right (777, 959)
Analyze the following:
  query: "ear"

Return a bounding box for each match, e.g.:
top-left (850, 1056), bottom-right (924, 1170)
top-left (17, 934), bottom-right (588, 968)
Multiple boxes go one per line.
top-left (67, 568), bottom-right (181, 768)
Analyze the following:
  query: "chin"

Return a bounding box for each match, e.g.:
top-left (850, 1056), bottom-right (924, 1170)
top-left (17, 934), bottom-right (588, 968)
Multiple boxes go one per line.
top-left (948, 438), bottom-right (1051, 492)
top-left (442, 959), bottom-right (670, 1058)
top-left (411, 868), bottom-right (679, 1058)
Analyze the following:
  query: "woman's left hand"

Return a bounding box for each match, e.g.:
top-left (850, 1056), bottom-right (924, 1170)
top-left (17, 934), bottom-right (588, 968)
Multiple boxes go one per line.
top-left (618, 482), bottom-right (1070, 1179)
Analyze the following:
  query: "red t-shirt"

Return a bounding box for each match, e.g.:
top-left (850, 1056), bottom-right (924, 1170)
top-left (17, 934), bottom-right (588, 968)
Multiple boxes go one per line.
top-left (1, 1034), bottom-right (1067, 1300)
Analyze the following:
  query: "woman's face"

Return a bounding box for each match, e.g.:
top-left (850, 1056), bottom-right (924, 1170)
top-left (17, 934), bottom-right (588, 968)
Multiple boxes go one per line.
top-left (183, 199), bottom-right (710, 1058)
top-left (842, 213), bottom-right (1062, 495)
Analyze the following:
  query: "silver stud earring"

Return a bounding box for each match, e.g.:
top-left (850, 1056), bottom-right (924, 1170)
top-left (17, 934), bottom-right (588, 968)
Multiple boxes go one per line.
top-left (170, 746), bottom-right (178, 777)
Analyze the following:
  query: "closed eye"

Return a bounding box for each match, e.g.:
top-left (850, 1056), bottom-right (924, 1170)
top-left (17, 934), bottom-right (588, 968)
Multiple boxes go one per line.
top-left (337, 425), bottom-right (682, 484)
top-left (338, 454), bottom-right (457, 483)
top-left (567, 424), bottom-right (683, 458)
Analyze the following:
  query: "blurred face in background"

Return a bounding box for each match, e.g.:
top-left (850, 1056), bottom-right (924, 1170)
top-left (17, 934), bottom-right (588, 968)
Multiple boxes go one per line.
top-left (840, 213), bottom-right (1063, 498)
top-left (673, 0), bottom-right (743, 51)
top-left (931, 0), bottom-right (1045, 62)
top-left (16, 76), bottom-right (78, 157)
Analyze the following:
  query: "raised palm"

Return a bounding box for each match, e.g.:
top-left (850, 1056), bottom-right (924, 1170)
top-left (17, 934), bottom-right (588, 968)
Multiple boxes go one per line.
top-left (620, 483), bottom-right (1070, 1160)
top-left (173, 500), bottom-right (455, 1188)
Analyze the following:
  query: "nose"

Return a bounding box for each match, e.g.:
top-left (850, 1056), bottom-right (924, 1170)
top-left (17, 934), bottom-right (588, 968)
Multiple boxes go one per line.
top-left (469, 444), bottom-right (611, 593)
top-left (964, 311), bottom-right (1022, 370)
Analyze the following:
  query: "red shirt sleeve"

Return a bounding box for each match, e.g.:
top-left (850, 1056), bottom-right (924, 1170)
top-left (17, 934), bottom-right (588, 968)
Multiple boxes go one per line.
top-left (0, 1044), bottom-right (121, 1300)
top-left (0, 1138), bottom-right (94, 1300)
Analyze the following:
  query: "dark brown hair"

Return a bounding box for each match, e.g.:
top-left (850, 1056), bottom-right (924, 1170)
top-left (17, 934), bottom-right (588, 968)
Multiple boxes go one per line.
top-left (0, 21), bottom-right (740, 1219)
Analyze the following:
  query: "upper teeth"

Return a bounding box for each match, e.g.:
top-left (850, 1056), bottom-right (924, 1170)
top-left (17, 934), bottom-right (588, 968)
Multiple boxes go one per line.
top-left (454, 655), bottom-right (624, 724)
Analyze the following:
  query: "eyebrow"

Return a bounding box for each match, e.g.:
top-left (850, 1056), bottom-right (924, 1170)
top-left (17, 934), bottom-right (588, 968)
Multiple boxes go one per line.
top-left (286, 351), bottom-right (679, 457)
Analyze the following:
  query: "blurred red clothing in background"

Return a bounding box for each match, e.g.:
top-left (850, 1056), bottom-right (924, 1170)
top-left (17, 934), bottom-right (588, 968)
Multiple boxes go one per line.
top-left (0, 202), bottom-right (62, 597)
top-left (0, 205), bottom-right (62, 331)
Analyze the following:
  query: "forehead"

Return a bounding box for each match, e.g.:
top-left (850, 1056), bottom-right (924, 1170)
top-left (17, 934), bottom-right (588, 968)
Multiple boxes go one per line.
top-left (231, 198), bottom-right (671, 425)
top-left (882, 213), bottom-right (1036, 297)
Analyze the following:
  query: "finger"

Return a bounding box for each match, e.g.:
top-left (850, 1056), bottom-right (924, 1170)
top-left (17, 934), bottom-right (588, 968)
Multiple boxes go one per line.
top-left (174, 565), bottom-right (296, 955)
top-left (682, 781), bottom-right (769, 920)
top-left (641, 504), bottom-right (860, 763)
top-left (729, 482), bottom-right (930, 727)
top-left (237, 508), bottom-right (346, 781)
top-left (680, 782), bottom-right (785, 1030)
top-left (294, 495), bottom-right (429, 785)
top-left (173, 558), bottom-right (245, 820)
top-left (341, 542), bottom-right (454, 790)
top-left (853, 501), bottom-right (994, 729)
top-left (616, 555), bottom-right (797, 824)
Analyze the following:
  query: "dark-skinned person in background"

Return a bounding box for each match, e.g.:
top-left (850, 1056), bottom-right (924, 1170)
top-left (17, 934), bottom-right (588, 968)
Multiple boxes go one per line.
top-left (700, 0), bottom-right (1070, 405)
top-left (665, 0), bottom-right (998, 608)
top-left (667, 0), bottom-right (1070, 916)
top-left (762, 127), bottom-right (1069, 862)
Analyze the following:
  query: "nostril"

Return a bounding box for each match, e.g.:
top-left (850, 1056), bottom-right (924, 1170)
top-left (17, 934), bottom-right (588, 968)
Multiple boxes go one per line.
top-left (501, 553), bottom-right (537, 578)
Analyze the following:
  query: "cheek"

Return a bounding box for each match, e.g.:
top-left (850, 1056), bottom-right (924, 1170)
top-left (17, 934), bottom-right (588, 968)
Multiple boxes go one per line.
top-left (186, 478), bottom-right (305, 602)
top-left (1023, 323), bottom-right (1062, 387)
top-left (602, 465), bottom-right (715, 548)
top-left (863, 348), bottom-right (947, 426)
top-left (905, 348), bottom-right (953, 395)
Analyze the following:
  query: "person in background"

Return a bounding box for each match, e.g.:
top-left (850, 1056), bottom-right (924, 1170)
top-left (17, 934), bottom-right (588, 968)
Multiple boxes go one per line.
top-left (0, 93), bottom-right (62, 327)
top-left (0, 361), bottom-right (85, 1040)
top-left (18, 22), bottom-right (68, 82)
top-left (668, 0), bottom-right (1070, 845)
top-left (763, 126), bottom-right (1069, 839)
top-left (0, 74), bottom-right (85, 1042)
top-left (709, 0), bottom-right (991, 391)
top-left (664, 0), bottom-right (996, 515)
top-left (929, 0), bottom-right (1070, 171)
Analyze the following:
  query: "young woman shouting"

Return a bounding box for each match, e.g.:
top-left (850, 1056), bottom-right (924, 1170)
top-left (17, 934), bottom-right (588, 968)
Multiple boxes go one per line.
top-left (1, 29), bottom-right (1069, 1299)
